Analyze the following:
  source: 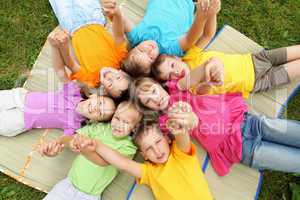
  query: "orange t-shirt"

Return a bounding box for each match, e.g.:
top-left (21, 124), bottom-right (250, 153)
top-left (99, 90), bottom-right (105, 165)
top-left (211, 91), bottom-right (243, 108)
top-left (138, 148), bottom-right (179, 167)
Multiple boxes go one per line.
top-left (71, 24), bottom-right (128, 88)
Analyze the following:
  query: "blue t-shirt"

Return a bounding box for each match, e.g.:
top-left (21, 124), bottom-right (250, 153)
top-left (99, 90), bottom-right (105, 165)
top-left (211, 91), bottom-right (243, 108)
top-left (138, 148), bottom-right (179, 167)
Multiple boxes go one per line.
top-left (127, 0), bottom-right (195, 56)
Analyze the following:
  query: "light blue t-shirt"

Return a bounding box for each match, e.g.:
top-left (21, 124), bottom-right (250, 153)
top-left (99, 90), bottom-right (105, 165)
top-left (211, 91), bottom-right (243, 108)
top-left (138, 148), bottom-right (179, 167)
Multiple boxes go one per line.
top-left (127, 0), bottom-right (195, 56)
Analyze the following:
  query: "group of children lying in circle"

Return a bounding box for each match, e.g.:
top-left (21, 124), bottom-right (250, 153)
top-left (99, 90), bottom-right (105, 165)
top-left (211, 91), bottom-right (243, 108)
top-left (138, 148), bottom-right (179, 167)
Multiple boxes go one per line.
top-left (1, 0), bottom-right (300, 199)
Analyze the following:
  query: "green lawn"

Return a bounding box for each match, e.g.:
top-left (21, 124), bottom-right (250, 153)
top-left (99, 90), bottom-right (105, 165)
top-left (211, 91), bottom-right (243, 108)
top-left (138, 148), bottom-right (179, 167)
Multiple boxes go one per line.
top-left (0, 0), bottom-right (300, 199)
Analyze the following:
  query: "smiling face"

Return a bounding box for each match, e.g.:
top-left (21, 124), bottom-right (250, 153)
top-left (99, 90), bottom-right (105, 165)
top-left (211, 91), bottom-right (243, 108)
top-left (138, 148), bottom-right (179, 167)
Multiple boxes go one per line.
top-left (136, 124), bottom-right (171, 164)
top-left (76, 95), bottom-right (116, 121)
top-left (111, 102), bottom-right (142, 138)
top-left (129, 40), bottom-right (159, 75)
top-left (154, 55), bottom-right (190, 81)
top-left (100, 67), bottom-right (131, 98)
top-left (136, 80), bottom-right (170, 111)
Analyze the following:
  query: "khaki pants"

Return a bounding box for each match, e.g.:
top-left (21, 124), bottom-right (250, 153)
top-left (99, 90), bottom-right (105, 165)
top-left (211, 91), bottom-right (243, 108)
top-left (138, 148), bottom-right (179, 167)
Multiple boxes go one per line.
top-left (0, 88), bottom-right (28, 136)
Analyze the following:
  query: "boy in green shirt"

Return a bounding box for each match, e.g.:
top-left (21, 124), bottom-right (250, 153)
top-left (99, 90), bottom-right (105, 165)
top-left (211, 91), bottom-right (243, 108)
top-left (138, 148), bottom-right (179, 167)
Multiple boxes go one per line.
top-left (38, 101), bottom-right (142, 200)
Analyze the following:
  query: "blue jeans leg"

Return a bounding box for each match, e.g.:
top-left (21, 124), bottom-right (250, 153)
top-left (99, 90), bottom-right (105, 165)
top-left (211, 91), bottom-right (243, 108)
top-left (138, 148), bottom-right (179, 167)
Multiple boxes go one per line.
top-left (241, 113), bottom-right (300, 173)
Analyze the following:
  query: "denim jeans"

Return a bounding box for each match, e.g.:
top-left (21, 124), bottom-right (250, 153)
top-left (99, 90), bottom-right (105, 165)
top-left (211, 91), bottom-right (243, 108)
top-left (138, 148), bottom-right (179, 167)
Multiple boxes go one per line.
top-left (49, 0), bottom-right (106, 34)
top-left (241, 113), bottom-right (300, 173)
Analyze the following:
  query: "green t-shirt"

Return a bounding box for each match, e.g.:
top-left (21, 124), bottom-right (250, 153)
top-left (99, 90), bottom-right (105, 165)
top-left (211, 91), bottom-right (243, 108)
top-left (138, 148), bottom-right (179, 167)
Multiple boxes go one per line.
top-left (68, 123), bottom-right (137, 195)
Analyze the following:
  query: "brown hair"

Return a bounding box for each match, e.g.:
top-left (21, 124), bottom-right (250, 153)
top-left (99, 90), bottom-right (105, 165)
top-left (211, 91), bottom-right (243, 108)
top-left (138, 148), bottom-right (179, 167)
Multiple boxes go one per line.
top-left (129, 77), bottom-right (162, 118)
top-left (121, 52), bottom-right (151, 78)
top-left (151, 54), bottom-right (168, 81)
top-left (133, 121), bottom-right (160, 148)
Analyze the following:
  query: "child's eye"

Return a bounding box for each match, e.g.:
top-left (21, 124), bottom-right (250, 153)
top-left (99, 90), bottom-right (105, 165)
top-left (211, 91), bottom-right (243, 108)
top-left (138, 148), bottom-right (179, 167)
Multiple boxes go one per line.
top-left (156, 139), bottom-right (161, 144)
top-left (152, 88), bottom-right (156, 94)
top-left (171, 63), bottom-right (175, 68)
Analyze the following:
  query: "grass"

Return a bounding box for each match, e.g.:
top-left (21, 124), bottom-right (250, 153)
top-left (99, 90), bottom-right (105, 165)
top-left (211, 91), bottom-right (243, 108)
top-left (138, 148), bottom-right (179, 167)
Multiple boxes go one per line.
top-left (0, 0), bottom-right (300, 199)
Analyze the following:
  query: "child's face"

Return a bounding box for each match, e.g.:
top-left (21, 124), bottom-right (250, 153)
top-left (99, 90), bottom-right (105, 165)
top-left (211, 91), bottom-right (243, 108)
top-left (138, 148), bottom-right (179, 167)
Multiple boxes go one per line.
top-left (100, 67), bottom-right (130, 98)
top-left (76, 95), bottom-right (115, 121)
top-left (111, 104), bottom-right (141, 138)
top-left (138, 83), bottom-right (170, 111)
top-left (158, 56), bottom-right (190, 81)
top-left (130, 40), bottom-right (159, 73)
top-left (139, 125), bottom-right (170, 164)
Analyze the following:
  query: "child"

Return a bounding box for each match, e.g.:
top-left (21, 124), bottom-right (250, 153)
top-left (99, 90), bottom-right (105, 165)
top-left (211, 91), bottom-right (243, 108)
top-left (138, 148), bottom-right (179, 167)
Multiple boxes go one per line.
top-left (131, 77), bottom-right (300, 176)
top-left (0, 80), bottom-right (115, 137)
top-left (48, 28), bottom-right (132, 99)
top-left (102, 0), bottom-right (220, 77)
top-left (74, 102), bottom-right (214, 200)
top-left (38, 101), bottom-right (142, 200)
top-left (151, 8), bottom-right (300, 98)
top-left (48, 0), bottom-right (129, 93)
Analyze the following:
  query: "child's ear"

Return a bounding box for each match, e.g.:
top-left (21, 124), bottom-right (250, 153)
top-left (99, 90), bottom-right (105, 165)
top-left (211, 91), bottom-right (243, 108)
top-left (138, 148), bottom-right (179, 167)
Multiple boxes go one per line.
top-left (89, 94), bottom-right (97, 98)
top-left (140, 151), bottom-right (148, 161)
top-left (164, 134), bottom-right (172, 144)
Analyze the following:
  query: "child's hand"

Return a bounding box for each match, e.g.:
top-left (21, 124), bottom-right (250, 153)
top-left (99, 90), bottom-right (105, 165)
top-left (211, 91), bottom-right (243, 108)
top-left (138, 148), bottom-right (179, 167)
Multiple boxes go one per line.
top-left (204, 57), bottom-right (224, 86)
top-left (167, 102), bottom-right (199, 135)
top-left (101, 0), bottom-right (121, 19)
top-left (37, 140), bottom-right (64, 157)
top-left (70, 134), bottom-right (97, 153)
top-left (195, 0), bottom-right (211, 11)
top-left (207, 0), bottom-right (221, 15)
top-left (47, 29), bottom-right (70, 48)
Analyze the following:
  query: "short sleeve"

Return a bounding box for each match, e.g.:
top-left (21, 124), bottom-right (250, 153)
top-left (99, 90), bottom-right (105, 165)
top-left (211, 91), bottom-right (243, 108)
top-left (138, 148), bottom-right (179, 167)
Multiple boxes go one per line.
top-left (173, 142), bottom-right (197, 158)
top-left (126, 25), bottom-right (142, 47)
top-left (63, 128), bottom-right (76, 136)
top-left (115, 41), bottom-right (128, 62)
top-left (161, 40), bottom-right (184, 56)
top-left (137, 163), bottom-right (150, 185)
top-left (62, 81), bottom-right (81, 96)
top-left (76, 123), bottom-right (102, 138)
top-left (182, 45), bottom-right (204, 70)
top-left (115, 139), bottom-right (137, 159)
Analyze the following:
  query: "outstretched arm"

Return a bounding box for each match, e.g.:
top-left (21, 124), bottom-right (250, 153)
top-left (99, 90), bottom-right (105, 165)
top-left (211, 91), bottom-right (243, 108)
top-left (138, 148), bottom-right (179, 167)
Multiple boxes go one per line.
top-left (38, 135), bottom-right (108, 166)
top-left (195, 13), bottom-right (218, 49)
top-left (49, 37), bottom-right (69, 83)
top-left (177, 57), bottom-right (224, 94)
top-left (48, 29), bottom-right (80, 82)
top-left (73, 135), bottom-right (142, 178)
top-left (179, 0), bottom-right (221, 51)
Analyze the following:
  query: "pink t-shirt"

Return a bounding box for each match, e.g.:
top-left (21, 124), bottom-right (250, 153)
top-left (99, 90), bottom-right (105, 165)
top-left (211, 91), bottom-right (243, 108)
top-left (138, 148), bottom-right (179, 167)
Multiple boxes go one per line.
top-left (159, 81), bottom-right (248, 176)
top-left (24, 81), bottom-right (85, 135)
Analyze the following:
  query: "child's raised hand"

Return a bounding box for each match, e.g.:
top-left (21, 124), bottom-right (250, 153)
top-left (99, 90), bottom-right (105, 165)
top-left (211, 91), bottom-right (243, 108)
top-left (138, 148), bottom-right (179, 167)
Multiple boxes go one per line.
top-left (195, 0), bottom-right (211, 11)
top-left (101, 0), bottom-right (120, 19)
top-left (48, 29), bottom-right (70, 48)
top-left (204, 57), bottom-right (224, 86)
top-left (167, 102), bottom-right (199, 135)
top-left (207, 0), bottom-right (221, 15)
top-left (37, 140), bottom-right (64, 157)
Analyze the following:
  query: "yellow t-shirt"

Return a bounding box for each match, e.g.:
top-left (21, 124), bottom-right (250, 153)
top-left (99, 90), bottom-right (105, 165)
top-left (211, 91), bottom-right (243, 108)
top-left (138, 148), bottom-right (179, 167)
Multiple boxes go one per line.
top-left (183, 45), bottom-right (255, 98)
top-left (138, 143), bottom-right (213, 200)
top-left (71, 24), bottom-right (128, 88)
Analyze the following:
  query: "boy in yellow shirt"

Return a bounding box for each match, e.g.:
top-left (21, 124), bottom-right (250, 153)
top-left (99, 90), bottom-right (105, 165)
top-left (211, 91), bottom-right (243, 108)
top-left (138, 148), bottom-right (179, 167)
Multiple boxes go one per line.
top-left (73, 102), bottom-right (213, 200)
top-left (151, 8), bottom-right (300, 98)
